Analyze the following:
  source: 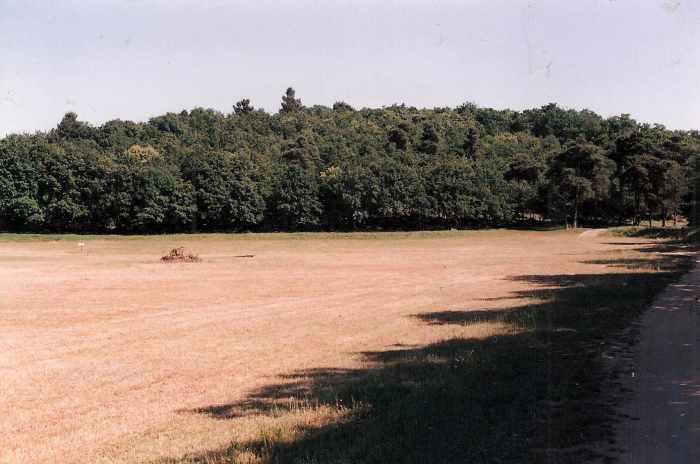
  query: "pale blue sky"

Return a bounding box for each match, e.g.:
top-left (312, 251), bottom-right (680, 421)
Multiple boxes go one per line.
top-left (1, 0), bottom-right (699, 136)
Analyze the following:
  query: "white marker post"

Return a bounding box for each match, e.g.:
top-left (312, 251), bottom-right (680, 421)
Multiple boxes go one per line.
top-left (78, 242), bottom-right (85, 254)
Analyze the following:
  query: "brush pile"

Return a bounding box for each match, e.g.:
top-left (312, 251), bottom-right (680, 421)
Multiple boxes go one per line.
top-left (161, 247), bottom-right (201, 263)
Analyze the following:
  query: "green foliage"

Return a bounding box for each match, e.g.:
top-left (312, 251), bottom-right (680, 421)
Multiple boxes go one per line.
top-left (548, 141), bottom-right (616, 227)
top-left (280, 87), bottom-right (303, 114)
top-left (233, 98), bottom-right (254, 116)
top-left (417, 122), bottom-right (440, 155)
top-left (270, 164), bottom-right (322, 230)
top-left (0, 93), bottom-right (698, 232)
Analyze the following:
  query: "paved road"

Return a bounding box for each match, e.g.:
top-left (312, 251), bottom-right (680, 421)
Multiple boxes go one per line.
top-left (616, 257), bottom-right (700, 463)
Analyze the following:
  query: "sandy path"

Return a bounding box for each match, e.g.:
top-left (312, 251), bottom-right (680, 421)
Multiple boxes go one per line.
top-left (616, 257), bottom-right (700, 462)
top-left (578, 228), bottom-right (609, 238)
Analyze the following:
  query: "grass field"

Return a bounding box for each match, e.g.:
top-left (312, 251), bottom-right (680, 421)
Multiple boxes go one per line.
top-left (0, 229), bottom-right (694, 463)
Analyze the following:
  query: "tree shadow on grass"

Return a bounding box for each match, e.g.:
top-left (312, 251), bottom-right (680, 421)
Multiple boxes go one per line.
top-left (603, 240), bottom-right (697, 259)
top-left (159, 244), bottom-right (696, 464)
top-left (617, 228), bottom-right (689, 240)
top-left (603, 242), bottom-right (656, 246)
top-left (581, 256), bottom-right (691, 271)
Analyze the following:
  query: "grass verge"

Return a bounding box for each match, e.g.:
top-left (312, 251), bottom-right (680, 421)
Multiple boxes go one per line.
top-left (0, 228), bottom-right (571, 244)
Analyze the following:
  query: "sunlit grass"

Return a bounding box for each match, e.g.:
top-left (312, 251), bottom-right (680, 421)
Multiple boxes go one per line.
top-left (152, 239), bottom-right (695, 464)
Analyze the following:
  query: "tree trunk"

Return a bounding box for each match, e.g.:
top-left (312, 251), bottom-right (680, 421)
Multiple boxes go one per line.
top-left (191, 206), bottom-right (198, 233)
top-left (618, 176), bottom-right (625, 225)
top-left (573, 187), bottom-right (580, 230)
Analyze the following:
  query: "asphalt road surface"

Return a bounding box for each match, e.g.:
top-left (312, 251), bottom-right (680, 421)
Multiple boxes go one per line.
top-left (616, 257), bottom-right (700, 463)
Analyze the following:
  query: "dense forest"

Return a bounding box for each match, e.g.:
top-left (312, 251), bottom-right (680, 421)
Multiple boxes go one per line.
top-left (1, 88), bottom-right (699, 233)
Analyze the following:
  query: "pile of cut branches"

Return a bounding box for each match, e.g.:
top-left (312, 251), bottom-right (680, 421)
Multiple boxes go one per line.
top-left (161, 247), bottom-right (201, 263)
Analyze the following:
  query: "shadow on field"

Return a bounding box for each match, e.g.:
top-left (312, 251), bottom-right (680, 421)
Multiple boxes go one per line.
top-left (602, 242), bottom-right (658, 247)
top-left (617, 227), bottom-right (690, 240)
top-left (160, 242), bottom-right (696, 464)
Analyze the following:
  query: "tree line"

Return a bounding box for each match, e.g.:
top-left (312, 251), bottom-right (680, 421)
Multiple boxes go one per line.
top-left (1, 87), bottom-right (699, 233)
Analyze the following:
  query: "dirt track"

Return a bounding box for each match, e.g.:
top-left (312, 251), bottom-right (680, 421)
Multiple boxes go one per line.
top-left (616, 256), bottom-right (700, 462)
top-left (0, 231), bottom-right (670, 463)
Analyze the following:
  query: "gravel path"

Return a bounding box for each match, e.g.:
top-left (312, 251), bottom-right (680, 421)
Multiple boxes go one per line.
top-left (578, 228), bottom-right (609, 238)
top-left (616, 257), bottom-right (700, 463)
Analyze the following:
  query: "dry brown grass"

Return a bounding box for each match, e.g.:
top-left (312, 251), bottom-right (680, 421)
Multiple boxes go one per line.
top-left (0, 229), bottom-right (693, 463)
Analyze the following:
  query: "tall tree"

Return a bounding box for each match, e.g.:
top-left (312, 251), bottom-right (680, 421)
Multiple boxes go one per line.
top-left (622, 154), bottom-right (657, 225)
top-left (417, 122), bottom-right (440, 155)
top-left (270, 164), bottom-right (322, 230)
top-left (55, 112), bottom-right (94, 140)
top-left (548, 141), bottom-right (616, 228)
top-left (650, 159), bottom-right (685, 227)
top-left (280, 87), bottom-right (303, 114)
top-left (233, 99), bottom-right (254, 115)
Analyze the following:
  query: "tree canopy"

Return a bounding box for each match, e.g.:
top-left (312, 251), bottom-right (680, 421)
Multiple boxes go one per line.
top-left (1, 89), bottom-right (698, 233)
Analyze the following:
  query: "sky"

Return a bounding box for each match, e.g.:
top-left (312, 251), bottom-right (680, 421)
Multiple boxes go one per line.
top-left (1, 0), bottom-right (699, 136)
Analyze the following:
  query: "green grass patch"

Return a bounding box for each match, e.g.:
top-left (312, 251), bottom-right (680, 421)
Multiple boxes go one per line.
top-left (0, 228), bottom-right (566, 244)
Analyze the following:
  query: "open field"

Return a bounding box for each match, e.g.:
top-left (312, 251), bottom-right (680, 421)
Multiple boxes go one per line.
top-left (0, 229), bottom-right (695, 463)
